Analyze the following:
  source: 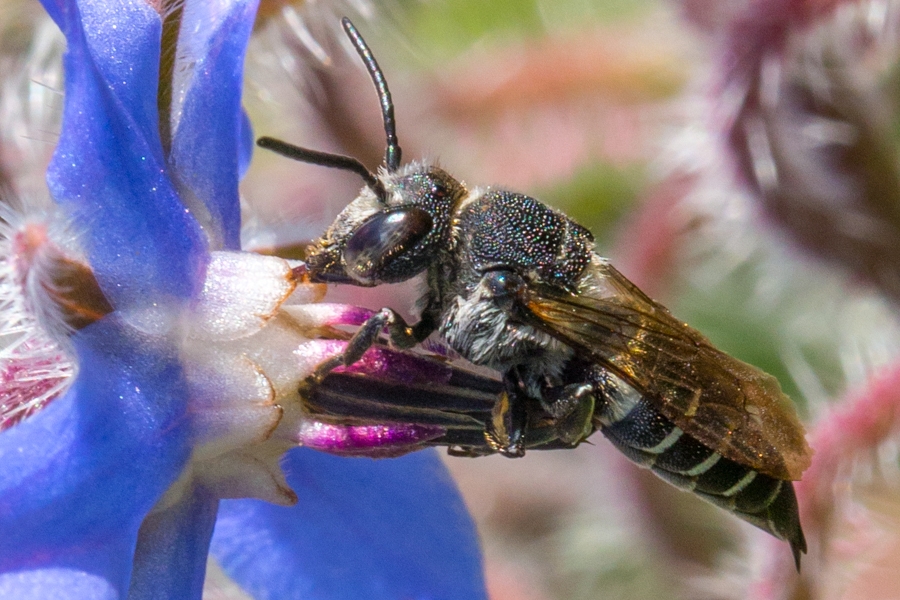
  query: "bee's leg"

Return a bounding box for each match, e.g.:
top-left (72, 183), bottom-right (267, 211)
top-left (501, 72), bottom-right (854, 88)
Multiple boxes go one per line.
top-left (541, 382), bottom-right (596, 445)
top-left (485, 370), bottom-right (530, 457)
top-left (345, 307), bottom-right (435, 359)
top-left (312, 306), bottom-right (438, 380)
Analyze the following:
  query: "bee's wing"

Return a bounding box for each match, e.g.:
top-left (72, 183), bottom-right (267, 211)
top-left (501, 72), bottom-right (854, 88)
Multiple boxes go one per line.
top-left (520, 261), bottom-right (812, 481)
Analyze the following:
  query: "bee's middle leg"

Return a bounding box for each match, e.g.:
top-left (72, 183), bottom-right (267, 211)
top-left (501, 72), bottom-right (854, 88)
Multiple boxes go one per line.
top-left (484, 370), bottom-right (531, 457)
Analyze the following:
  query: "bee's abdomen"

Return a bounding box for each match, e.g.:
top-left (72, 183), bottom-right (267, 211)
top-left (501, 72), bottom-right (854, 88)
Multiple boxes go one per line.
top-left (597, 397), bottom-right (806, 566)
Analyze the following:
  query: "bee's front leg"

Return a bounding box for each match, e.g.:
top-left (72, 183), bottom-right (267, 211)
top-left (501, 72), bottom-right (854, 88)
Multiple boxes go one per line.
top-left (312, 306), bottom-right (438, 380)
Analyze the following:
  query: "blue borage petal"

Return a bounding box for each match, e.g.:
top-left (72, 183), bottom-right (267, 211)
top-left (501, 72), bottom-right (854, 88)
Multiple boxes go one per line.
top-left (0, 569), bottom-right (119, 600)
top-left (130, 485), bottom-right (220, 600)
top-left (47, 0), bottom-right (162, 158)
top-left (0, 541), bottom-right (134, 600)
top-left (211, 449), bottom-right (487, 600)
top-left (238, 109), bottom-right (254, 179)
top-left (168, 0), bottom-right (259, 250)
top-left (0, 319), bottom-right (191, 594)
top-left (44, 0), bottom-right (208, 308)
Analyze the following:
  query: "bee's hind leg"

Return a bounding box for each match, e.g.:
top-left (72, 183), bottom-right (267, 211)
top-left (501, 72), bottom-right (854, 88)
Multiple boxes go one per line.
top-left (486, 369), bottom-right (596, 455)
top-left (541, 383), bottom-right (596, 445)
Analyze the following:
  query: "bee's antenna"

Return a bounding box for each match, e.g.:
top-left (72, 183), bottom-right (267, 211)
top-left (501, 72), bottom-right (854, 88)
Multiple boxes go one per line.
top-left (257, 136), bottom-right (387, 201)
top-left (341, 17), bottom-right (402, 172)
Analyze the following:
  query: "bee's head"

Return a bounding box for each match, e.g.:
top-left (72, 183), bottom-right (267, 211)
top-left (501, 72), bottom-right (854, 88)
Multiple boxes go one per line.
top-left (256, 17), bottom-right (464, 286)
top-left (303, 163), bottom-right (465, 286)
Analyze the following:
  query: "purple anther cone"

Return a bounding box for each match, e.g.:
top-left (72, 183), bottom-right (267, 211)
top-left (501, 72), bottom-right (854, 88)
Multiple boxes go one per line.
top-left (337, 345), bottom-right (457, 384)
top-left (297, 421), bottom-right (447, 457)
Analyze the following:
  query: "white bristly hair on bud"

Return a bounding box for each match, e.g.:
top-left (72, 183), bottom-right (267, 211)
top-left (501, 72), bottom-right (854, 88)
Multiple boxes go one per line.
top-left (0, 208), bottom-right (76, 430)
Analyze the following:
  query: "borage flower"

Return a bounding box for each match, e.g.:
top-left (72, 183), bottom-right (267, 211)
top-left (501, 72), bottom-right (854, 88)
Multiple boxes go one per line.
top-left (0, 1), bottom-right (491, 598)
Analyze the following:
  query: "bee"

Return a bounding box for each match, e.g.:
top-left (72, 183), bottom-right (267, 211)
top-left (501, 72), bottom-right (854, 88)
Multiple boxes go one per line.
top-left (258, 17), bottom-right (813, 567)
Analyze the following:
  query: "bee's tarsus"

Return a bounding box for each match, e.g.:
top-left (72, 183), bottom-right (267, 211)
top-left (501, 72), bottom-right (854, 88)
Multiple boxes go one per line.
top-left (339, 307), bottom-right (436, 369)
top-left (310, 355), bottom-right (344, 383)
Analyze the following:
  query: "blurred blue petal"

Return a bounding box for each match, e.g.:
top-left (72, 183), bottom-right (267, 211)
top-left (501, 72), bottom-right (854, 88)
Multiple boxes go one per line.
top-left (168, 0), bottom-right (259, 250)
top-left (238, 109), bottom-right (254, 179)
top-left (212, 449), bottom-right (487, 600)
top-left (0, 569), bottom-right (119, 600)
top-left (0, 319), bottom-right (191, 590)
top-left (44, 0), bottom-right (208, 308)
top-left (44, 0), bottom-right (161, 148)
top-left (130, 486), bottom-right (220, 600)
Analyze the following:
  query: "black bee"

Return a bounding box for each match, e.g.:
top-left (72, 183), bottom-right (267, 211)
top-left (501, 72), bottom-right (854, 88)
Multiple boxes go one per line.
top-left (258, 17), bottom-right (813, 567)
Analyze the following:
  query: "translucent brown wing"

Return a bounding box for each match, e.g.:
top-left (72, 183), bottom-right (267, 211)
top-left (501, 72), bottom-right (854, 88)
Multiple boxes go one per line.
top-left (519, 260), bottom-right (812, 481)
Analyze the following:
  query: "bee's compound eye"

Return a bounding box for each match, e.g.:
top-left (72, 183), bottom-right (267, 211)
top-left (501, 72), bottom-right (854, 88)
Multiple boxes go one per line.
top-left (344, 207), bottom-right (433, 284)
